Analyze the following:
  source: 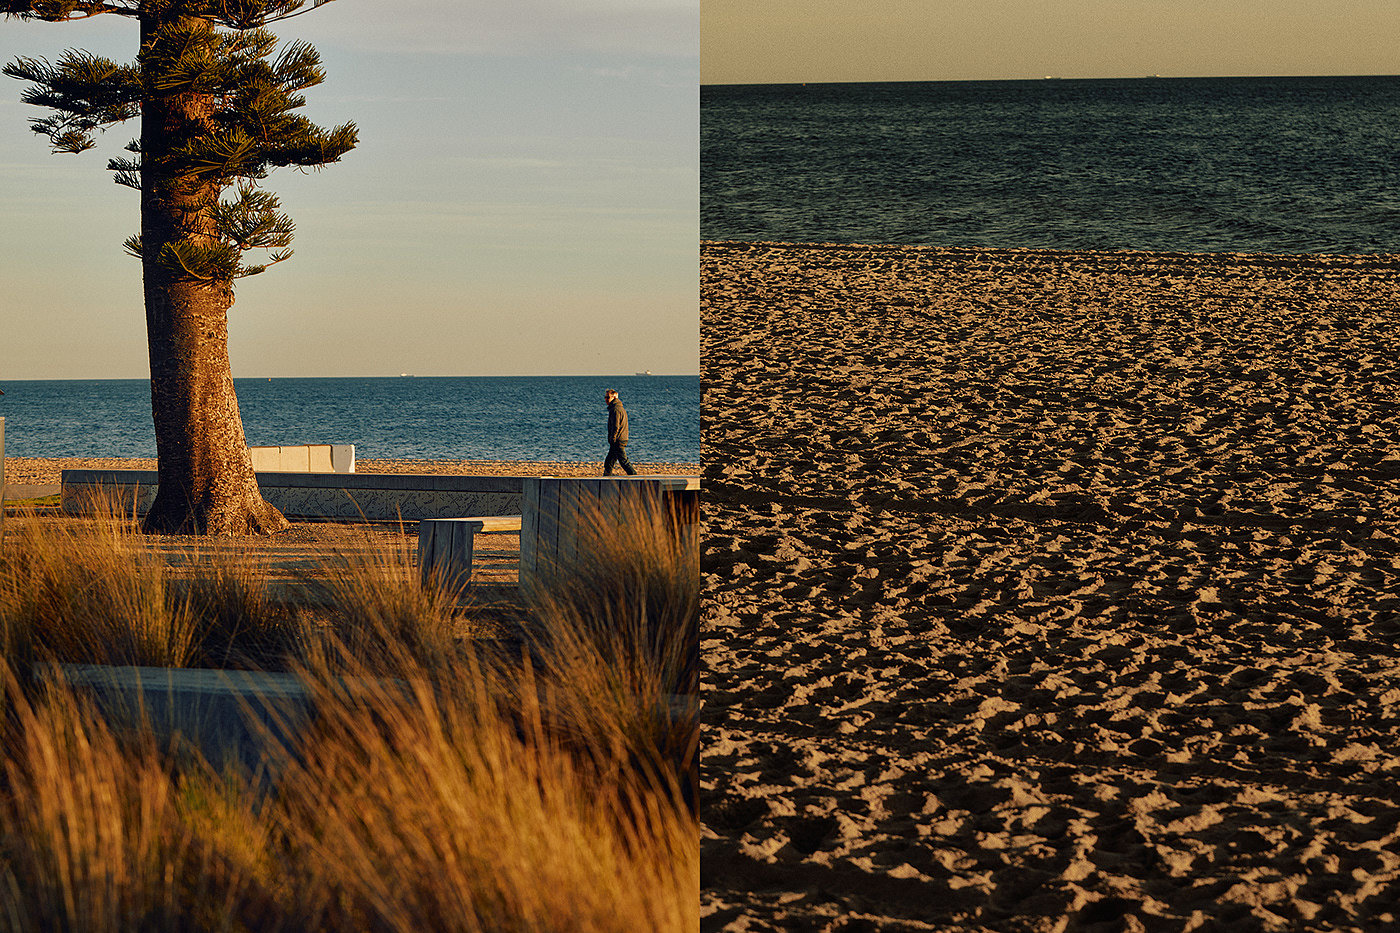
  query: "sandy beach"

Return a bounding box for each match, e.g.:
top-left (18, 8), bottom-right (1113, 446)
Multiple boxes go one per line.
top-left (701, 242), bottom-right (1400, 930)
top-left (1, 457), bottom-right (697, 487)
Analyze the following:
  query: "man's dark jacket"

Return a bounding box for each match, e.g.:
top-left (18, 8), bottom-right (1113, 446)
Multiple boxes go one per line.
top-left (608, 399), bottom-right (629, 444)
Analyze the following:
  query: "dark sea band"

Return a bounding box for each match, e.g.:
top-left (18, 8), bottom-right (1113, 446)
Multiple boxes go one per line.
top-left (703, 75), bottom-right (1400, 255)
top-left (0, 375), bottom-right (700, 463)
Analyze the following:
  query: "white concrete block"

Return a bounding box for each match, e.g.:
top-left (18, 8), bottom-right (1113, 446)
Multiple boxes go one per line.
top-left (308, 445), bottom-right (333, 472)
top-left (332, 444), bottom-right (356, 473)
top-left (249, 446), bottom-right (280, 472)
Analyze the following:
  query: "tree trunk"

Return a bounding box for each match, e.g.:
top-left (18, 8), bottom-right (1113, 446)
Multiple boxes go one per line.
top-left (141, 279), bottom-right (287, 535)
top-left (138, 14), bottom-right (287, 536)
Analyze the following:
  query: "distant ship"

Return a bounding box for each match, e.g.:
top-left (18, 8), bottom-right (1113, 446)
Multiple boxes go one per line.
top-left (635, 370), bottom-right (653, 376)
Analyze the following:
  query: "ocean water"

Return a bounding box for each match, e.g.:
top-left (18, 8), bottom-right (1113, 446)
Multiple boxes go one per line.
top-left (702, 76), bottom-right (1400, 253)
top-left (0, 375), bottom-right (699, 463)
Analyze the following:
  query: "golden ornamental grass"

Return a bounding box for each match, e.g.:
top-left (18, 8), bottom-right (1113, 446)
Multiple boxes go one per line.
top-left (521, 492), bottom-right (700, 812)
top-left (0, 498), bottom-right (698, 931)
top-left (0, 511), bottom-right (200, 669)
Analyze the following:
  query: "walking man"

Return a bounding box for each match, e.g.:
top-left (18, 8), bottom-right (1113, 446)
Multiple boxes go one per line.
top-left (603, 389), bottom-right (638, 475)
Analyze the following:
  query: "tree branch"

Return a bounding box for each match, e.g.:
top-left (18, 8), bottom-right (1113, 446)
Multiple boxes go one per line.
top-left (259, 0), bottom-right (338, 25)
top-left (2, 2), bottom-right (138, 20)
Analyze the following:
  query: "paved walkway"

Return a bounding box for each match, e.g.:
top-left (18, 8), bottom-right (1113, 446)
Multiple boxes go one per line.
top-left (1, 483), bottom-right (61, 501)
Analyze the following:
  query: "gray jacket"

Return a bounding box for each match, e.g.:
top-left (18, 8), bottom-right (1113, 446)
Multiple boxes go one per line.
top-left (607, 399), bottom-right (629, 444)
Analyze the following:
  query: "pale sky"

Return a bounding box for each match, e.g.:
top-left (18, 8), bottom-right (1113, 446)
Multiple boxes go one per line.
top-left (1, 0), bottom-right (698, 379)
top-left (702, 0), bottom-right (1400, 84)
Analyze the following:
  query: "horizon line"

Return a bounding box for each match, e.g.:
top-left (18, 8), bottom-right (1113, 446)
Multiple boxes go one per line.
top-left (701, 72), bottom-right (1400, 88)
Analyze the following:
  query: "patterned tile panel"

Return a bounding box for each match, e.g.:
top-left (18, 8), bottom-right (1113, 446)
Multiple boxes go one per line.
top-left (61, 470), bottom-right (523, 521)
top-left (263, 487), bottom-right (521, 521)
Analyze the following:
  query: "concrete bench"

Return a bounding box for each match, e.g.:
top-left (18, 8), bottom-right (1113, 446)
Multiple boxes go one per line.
top-left (418, 515), bottom-right (523, 590)
top-left (248, 444), bottom-right (355, 473)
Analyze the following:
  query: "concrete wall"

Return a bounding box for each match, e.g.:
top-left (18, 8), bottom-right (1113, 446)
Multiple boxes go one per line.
top-left (519, 475), bottom-right (700, 592)
top-left (61, 469), bottom-right (524, 521)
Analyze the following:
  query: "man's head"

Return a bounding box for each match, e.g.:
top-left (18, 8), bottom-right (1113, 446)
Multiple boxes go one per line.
top-left (604, 389), bottom-right (618, 403)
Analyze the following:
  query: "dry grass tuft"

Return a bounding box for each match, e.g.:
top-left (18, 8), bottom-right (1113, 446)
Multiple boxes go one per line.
top-left (175, 558), bottom-right (300, 671)
top-left (0, 669), bottom-right (244, 932)
top-left (297, 536), bottom-right (465, 675)
top-left (278, 648), bottom-right (698, 931)
top-left (0, 510), bottom-right (308, 672)
top-left (0, 512), bottom-right (200, 669)
top-left (521, 493), bottom-right (700, 810)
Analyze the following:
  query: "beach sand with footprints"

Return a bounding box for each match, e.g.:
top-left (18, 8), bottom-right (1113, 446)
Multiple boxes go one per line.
top-left (701, 241), bottom-right (1400, 931)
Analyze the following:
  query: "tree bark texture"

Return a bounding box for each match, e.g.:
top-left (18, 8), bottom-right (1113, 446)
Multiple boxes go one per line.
top-left (138, 14), bottom-right (287, 535)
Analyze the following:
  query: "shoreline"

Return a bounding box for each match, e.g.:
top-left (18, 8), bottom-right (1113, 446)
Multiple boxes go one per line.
top-left (1, 456), bottom-right (700, 487)
top-left (702, 241), bottom-right (1400, 929)
top-left (702, 236), bottom-right (1400, 261)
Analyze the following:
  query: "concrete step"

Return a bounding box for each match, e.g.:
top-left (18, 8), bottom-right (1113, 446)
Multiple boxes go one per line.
top-left (44, 662), bottom-right (696, 787)
top-left (49, 663), bottom-right (315, 785)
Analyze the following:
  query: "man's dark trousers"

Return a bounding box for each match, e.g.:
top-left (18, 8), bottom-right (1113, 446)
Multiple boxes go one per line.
top-left (605, 442), bottom-right (637, 475)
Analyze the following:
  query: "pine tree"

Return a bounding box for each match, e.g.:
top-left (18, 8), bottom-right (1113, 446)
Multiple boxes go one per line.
top-left (4, 0), bottom-right (356, 534)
